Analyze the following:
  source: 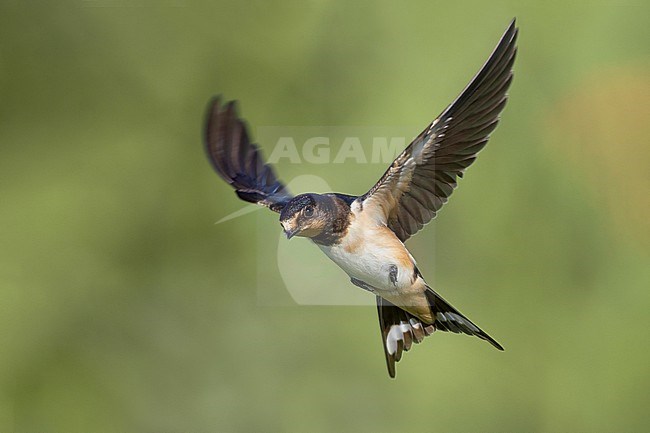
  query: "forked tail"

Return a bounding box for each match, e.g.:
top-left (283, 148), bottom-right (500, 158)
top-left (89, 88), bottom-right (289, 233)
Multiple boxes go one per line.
top-left (376, 287), bottom-right (503, 378)
top-left (424, 286), bottom-right (503, 350)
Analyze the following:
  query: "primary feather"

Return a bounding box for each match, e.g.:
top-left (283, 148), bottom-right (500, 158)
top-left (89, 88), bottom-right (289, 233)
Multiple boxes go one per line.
top-left (204, 97), bottom-right (292, 212)
top-left (359, 19), bottom-right (518, 242)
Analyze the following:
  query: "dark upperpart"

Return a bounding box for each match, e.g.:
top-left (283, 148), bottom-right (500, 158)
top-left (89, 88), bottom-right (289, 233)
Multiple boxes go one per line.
top-left (279, 193), bottom-right (354, 245)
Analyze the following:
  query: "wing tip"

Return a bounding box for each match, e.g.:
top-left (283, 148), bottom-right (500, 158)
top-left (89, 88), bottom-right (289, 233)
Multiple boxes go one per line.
top-left (205, 94), bottom-right (240, 126)
top-left (204, 94), bottom-right (224, 141)
top-left (502, 17), bottom-right (519, 48)
top-left (495, 18), bottom-right (518, 55)
top-left (204, 95), bottom-right (243, 152)
top-left (208, 94), bottom-right (223, 109)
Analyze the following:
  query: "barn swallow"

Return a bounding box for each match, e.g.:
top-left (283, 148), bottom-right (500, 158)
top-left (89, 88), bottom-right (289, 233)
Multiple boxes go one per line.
top-left (205, 20), bottom-right (518, 378)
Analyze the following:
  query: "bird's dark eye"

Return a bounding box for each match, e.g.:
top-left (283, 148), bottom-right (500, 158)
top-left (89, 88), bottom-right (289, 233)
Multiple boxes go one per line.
top-left (304, 205), bottom-right (314, 217)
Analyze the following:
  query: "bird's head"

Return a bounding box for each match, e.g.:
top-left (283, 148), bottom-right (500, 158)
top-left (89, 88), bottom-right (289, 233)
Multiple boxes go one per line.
top-left (279, 193), bottom-right (329, 239)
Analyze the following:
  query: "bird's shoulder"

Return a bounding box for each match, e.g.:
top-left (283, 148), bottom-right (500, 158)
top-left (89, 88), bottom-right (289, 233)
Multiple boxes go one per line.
top-left (326, 193), bottom-right (357, 207)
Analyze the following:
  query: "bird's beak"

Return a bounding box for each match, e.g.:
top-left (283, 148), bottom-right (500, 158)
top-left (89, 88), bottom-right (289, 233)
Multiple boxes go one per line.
top-left (284, 228), bottom-right (297, 240)
top-left (282, 222), bottom-right (298, 240)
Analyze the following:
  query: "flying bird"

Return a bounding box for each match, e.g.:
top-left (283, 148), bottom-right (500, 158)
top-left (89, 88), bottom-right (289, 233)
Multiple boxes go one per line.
top-left (205, 20), bottom-right (518, 378)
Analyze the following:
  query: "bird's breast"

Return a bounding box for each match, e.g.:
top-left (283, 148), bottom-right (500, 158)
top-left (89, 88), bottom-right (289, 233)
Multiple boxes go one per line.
top-left (316, 214), bottom-right (416, 291)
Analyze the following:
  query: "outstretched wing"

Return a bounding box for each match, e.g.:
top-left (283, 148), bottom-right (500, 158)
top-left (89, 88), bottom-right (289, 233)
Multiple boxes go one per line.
top-left (204, 97), bottom-right (292, 212)
top-left (359, 20), bottom-right (518, 242)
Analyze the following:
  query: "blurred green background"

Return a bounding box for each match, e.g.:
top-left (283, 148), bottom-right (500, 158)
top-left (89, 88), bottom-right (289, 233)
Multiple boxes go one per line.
top-left (1, 1), bottom-right (648, 432)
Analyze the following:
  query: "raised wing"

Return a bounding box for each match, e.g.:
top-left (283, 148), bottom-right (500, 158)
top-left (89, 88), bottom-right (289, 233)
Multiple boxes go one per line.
top-left (204, 97), bottom-right (292, 212)
top-left (359, 20), bottom-right (518, 242)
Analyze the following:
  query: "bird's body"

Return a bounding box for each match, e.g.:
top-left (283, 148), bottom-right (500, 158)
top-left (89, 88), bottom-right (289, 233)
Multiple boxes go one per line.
top-left (316, 199), bottom-right (432, 321)
top-left (204, 20), bottom-right (518, 377)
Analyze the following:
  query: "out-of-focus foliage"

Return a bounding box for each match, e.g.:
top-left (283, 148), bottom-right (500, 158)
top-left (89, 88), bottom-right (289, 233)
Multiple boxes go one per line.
top-left (0, 1), bottom-right (648, 432)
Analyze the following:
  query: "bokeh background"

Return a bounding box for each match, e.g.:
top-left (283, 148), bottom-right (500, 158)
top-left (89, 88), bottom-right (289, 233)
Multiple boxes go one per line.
top-left (1, 1), bottom-right (648, 432)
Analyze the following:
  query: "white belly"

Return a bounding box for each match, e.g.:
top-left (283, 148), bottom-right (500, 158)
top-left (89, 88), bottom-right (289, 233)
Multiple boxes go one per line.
top-left (316, 218), bottom-right (416, 292)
